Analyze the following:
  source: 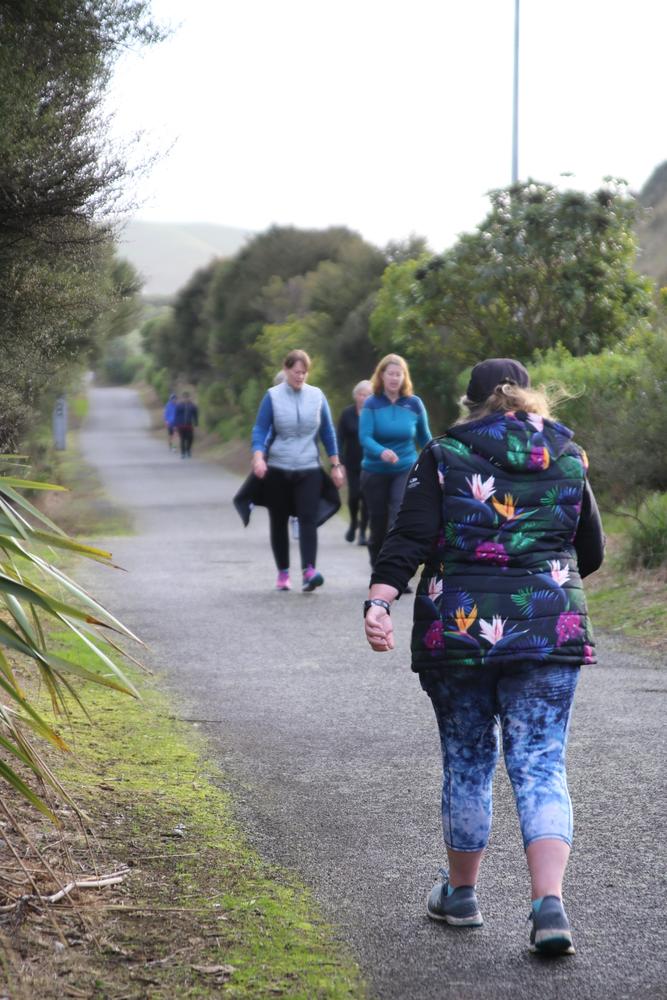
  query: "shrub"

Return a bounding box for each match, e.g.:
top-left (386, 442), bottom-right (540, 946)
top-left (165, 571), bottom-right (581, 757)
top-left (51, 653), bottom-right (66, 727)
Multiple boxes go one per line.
top-left (624, 493), bottom-right (667, 569)
top-left (215, 415), bottom-right (246, 442)
top-left (199, 381), bottom-right (232, 432)
top-left (238, 378), bottom-right (263, 425)
top-left (0, 461), bottom-right (138, 818)
top-left (148, 366), bottom-right (172, 403)
top-left (529, 330), bottom-right (667, 502)
top-left (96, 336), bottom-right (143, 385)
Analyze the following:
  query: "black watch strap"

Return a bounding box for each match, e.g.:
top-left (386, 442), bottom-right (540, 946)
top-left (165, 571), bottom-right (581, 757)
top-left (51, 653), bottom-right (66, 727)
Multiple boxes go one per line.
top-left (364, 598), bottom-right (391, 618)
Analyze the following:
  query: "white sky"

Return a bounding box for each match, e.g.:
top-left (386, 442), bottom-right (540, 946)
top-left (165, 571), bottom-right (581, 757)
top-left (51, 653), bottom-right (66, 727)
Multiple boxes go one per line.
top-left (110, 0), bottom-right (666, 252)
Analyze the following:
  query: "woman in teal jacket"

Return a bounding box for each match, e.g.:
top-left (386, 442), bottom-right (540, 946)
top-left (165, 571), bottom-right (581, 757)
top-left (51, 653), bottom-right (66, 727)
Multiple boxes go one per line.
top-left (359, 353), bottom-right (432, 570)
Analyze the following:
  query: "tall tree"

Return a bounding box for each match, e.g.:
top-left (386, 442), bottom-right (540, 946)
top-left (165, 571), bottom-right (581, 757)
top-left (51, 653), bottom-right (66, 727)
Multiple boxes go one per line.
top-left (371, 179), bottom-right (655, 426)
top-left (202, 226), bottom-right (386, 420)
top-left (0, 1), bottom-right (162, 448)
top-left (141, 264), bottom-right (216, 383)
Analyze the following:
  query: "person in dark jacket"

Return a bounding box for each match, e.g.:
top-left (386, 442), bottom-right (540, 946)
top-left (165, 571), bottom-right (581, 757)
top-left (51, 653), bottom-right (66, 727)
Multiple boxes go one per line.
top-left (174, 392), bottom-right (199, 458)
top-left (363, 358), bottom-right (604, 956)
top-left (337, 379), bottom-right (372, 544)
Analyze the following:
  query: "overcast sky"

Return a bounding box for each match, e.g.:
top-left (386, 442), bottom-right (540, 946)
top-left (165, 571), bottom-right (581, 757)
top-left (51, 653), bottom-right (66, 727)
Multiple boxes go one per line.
top-left (109, 0), bottom-right (666, 252)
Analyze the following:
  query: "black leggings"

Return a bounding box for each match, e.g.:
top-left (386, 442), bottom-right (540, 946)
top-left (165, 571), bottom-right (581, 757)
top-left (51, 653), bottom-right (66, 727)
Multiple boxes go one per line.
top-left (267, 467), bottom-right (321, 571)
top-left (361, 469), bottom-right (410, 568)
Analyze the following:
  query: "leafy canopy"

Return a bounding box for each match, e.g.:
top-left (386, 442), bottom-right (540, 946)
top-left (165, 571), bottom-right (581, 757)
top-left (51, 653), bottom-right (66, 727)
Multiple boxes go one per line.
top-left (371, 179), bottom-right (655, 425)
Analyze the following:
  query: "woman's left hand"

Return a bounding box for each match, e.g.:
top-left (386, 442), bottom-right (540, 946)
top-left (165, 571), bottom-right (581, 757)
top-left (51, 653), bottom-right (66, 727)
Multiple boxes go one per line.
top-left (331, 465), bottom-right (345, 488)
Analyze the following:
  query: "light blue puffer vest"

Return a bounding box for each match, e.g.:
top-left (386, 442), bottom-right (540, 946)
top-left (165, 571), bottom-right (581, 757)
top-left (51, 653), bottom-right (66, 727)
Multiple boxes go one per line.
top-left (267, 382), bottom-right (324, 471)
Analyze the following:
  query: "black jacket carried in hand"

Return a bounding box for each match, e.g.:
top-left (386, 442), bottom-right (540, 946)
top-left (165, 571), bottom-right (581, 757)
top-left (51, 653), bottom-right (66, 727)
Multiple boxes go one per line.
top-left (233, 469), bottom-right (341, 527)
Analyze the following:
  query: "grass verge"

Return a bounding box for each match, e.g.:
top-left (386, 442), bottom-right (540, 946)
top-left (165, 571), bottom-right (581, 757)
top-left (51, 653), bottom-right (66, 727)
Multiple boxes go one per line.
top-left (1, 633), bottom-right (365, 999)
top-left (37, 430), bottom-right (133, 538)
top-left (1, 432), bottom-right (365, 997)
top-left (585, 517), bottom-right (667, 649)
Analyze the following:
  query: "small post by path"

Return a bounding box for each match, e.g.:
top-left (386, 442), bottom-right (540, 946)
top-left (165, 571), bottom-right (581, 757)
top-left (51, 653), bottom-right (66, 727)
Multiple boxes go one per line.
top-left (53, 394), bottom-right (67, 451)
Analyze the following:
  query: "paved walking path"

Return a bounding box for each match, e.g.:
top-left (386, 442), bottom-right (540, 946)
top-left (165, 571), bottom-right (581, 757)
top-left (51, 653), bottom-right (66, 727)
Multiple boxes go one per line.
top-left (79, 386), bottom-right (665, 1000)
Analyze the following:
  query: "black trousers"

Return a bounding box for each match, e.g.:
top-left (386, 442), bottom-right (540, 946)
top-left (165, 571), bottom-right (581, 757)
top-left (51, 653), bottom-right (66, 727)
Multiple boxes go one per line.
top-left (346, 468), bottom-right (368, 535)
top-left (267, 467), bottom-right (321, 571)
top-left (361, 469), bottom-right (410, 568)
top-left (177, 426), bottom-right (194, 456)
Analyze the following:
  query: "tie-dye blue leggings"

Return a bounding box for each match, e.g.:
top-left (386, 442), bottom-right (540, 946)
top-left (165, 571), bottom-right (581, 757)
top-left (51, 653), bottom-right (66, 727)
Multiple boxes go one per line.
top-left (420, 663), bottom-right (580, 852)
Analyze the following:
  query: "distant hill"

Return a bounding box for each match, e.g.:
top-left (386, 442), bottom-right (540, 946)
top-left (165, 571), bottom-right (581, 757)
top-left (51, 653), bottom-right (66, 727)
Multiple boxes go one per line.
top-left (636, 163), bottom-right (667, 288)
top-left (117, 220), bottom-right (252, 297)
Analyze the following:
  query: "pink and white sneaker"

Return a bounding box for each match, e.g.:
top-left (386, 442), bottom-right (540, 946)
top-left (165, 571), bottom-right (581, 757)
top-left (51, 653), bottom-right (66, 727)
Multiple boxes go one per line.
top-left (275, 570), bottom-right (291, 591)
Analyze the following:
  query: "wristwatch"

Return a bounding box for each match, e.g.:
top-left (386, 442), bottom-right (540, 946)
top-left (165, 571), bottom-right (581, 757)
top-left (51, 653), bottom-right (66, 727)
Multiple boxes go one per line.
top-left (363, 598), bottom-right (391, 618)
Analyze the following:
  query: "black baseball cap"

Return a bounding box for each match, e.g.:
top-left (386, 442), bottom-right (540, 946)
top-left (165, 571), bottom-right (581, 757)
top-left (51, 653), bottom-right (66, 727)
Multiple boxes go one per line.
top-left (466, 358), bottom-right (530, 405)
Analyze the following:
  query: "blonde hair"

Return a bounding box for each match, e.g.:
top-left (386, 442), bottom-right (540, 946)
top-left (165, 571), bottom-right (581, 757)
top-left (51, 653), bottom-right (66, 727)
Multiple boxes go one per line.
top-left (371, 354), bottom-right (413, 397)
top-left (458, 381), bottom-right (570, 423)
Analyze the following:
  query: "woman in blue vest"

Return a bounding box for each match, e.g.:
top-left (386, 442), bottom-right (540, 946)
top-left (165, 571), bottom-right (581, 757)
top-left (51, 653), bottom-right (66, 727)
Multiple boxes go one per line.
top-left (359, 354), bottom-right (432, 571)
top-left (251, 349), bottom-right (344, 592)
top-left (363, 358), bottom-right (604, 956)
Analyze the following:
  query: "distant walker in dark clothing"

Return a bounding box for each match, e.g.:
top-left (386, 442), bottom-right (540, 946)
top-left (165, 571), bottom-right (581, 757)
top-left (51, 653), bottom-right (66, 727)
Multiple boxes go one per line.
top-left (174, 392), bottom-right (199, 458)
top-left (337, 379), bottom-right (372, 545)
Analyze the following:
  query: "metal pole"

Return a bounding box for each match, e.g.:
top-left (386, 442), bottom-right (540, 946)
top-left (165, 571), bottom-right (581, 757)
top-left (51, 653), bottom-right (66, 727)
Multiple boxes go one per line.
top-left (512, 0), bottom-right (520, 184)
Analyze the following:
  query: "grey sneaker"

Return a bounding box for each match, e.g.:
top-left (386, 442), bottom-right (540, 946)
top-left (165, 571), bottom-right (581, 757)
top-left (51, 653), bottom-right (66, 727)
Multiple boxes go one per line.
top-left (529, 895), bottom-right (575, 955)
top-left (426, 869), bottom-right (483, 927)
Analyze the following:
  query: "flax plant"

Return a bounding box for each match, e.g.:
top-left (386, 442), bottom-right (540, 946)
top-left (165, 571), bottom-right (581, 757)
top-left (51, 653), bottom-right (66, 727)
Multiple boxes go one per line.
top-left (0, 458), bottom-right (139, 821)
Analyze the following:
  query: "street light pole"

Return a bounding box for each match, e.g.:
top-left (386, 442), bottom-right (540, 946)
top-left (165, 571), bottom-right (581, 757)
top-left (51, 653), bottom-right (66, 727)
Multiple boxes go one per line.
top-left (512, 0), bottom-right (520, 184)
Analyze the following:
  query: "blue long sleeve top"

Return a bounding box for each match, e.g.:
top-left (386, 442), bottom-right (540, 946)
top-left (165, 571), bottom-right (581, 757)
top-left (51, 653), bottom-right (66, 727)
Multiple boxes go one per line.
top-left (359, 393), bottom-right (432, 474)
top-left (163, 398), bottom-right (177, 425)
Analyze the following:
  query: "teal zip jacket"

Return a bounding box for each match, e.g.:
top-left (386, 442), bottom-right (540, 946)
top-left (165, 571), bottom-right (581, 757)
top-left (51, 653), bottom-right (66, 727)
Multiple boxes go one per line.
top-left (359, 393), bottom-right (432, 474)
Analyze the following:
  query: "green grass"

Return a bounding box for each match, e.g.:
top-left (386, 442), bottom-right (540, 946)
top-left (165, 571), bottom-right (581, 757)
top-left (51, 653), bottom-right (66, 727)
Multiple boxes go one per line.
top-left (69, 393), bottom-right (90, 425)
top-left (585, 511), bottom-right (667, 649)
top-left (3, 435), bottom-right (364, 997)
top-left (43, 632), bottom-right (365, 999)
top-left (41, 431), bottom-right (133, 537)
top-left (587, 582), bottom-right (667, 641)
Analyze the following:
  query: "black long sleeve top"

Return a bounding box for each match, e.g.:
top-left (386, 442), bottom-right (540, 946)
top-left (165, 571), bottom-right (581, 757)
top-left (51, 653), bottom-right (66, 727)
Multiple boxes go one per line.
top-left (336, 404), bottom-right (363, 473)
top-left (370, 447), bottom-right (605, 595)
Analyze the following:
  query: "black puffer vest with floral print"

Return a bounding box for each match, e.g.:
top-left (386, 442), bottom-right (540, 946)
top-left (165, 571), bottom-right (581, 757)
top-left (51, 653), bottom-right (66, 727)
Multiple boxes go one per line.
top-left (411, 410), bottom-right (596, 672)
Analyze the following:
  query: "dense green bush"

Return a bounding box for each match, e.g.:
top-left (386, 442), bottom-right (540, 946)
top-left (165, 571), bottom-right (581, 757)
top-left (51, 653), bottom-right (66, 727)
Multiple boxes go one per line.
top-left (199, 381), bottom-right (233, 432)
top-left (96, 335), bottom-right (143, 385)
top-left (623, 493), bottom-right (667, 568)
top-left (148, 367), bottom-right (172, 405)
top-left (529, 330), bottom-right (667, 501)
top-left (371, 180), bottom-right (655, 428)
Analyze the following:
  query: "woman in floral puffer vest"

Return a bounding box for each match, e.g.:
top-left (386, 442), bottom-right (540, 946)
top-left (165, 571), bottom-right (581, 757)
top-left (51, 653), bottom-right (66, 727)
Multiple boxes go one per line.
top-left (363, 358), bottom-right (604, 956)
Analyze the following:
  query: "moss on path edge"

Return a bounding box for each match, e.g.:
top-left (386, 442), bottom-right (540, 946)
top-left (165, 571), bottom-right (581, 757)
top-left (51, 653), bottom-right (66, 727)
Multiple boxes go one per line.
top-left (20, 631), bottom-right (366, 998)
